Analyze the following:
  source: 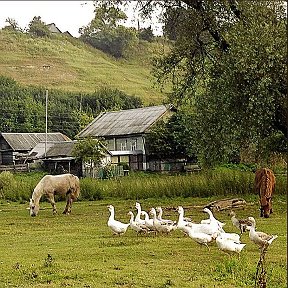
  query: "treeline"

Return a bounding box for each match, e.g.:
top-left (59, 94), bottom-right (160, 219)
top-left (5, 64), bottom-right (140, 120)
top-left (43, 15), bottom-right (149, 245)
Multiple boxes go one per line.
top-left (0, 76), bottom-right (142, 138)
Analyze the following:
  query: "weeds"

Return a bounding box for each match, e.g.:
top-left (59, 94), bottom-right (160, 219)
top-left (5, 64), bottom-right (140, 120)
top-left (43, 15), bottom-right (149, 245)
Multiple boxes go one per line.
top-left (0, 169), bottom-right (286, 202)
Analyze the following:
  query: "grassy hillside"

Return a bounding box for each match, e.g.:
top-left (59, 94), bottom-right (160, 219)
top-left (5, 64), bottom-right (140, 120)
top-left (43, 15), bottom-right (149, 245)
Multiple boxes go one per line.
top-left (0, 30), bottom-right (168, 104)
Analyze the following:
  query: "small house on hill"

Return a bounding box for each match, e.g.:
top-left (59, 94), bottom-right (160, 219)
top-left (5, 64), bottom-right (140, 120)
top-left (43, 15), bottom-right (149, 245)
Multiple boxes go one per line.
top-left (46, 23), bottom-right (62, 33)
top-left (77, 105), bottom-right (176, 171)
top-left (0, 132), bottom-right (70, 165)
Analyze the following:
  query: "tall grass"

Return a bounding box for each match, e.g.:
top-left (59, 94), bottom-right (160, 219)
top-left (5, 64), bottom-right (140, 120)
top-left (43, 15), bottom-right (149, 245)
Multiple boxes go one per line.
top-left (0, 169), bottom-right (286, 203)
top-left (81, 169), bottom-right (286, 200)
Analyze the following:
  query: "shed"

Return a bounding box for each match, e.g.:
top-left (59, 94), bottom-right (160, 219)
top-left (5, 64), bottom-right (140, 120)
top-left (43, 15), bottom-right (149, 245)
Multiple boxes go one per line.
top-left (41, 141), bottom-right (81, 175)
top-left (0, 132), bottom-right (70, 165)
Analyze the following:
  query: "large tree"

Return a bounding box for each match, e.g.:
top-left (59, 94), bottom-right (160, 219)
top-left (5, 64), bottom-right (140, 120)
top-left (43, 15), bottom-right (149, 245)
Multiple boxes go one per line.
top-left (101, 0), bottom-right (287, 166)
top-left (79, 2), bottom-right (137, 58)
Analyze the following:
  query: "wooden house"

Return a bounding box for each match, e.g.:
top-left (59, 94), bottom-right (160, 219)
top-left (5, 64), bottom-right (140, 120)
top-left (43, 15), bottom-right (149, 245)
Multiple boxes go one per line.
top-left (0, 132), bottom-right (70, 165)
top-left (77, 105), bottom-right (176, 171)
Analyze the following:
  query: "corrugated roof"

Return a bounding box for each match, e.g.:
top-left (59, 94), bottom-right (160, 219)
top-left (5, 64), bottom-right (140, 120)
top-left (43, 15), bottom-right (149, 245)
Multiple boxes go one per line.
top-left (45, 141), bottom-right (76, 157)
top-left (1, 133), bottom-right (71, 151)
top-left (77, 105), bottom-right (171, 138)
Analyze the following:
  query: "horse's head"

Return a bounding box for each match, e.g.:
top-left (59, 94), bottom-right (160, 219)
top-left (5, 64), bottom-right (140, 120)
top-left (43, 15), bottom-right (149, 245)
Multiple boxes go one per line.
top-left (260, 199), bottom-right (272, 218)
top-left (29, 199), bottom-right (39, 217)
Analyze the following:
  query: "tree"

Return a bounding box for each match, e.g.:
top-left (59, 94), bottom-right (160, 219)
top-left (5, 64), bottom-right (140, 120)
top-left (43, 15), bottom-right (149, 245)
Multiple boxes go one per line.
top-left (72, 137), bottom-right (108, 175)
top-left (106, 0), bottom-right (287, 166)
top-left (145, 109), bottom-right (197, 161)
top-left (192, 1), bottom-right (287, 165)
top-left (2, 18), bottom-right (22, 32)
top-left (79, 2), bottom-right (137, 58)
top-left (28, 16), bottom-right (51, 37)
top-left (138, 26), bottom-right (154, 42)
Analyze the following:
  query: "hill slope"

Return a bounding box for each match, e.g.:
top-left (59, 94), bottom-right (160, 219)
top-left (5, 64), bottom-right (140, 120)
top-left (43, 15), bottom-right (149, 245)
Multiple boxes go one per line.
top-left (0, 31), bottom-right (168, 104)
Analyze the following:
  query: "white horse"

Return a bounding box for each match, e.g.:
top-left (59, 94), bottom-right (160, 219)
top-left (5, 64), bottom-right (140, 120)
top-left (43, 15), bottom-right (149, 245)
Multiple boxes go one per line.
top-left (29, 174), bottom-right (80, 216)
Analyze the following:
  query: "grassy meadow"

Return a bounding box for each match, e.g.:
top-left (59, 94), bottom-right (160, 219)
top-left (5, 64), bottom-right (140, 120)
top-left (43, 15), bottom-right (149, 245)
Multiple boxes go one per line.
top-left (0, 30), bottom-right (167, 104)
top-left (0, 169), bottom-right (287, 288)
top-left (0, 196), bottom-right (286, 288)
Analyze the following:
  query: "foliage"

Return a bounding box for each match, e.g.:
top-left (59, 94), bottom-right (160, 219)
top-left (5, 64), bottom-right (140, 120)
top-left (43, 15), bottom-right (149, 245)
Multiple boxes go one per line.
top-left (0, 76), bottom-right (142, 138)
top-left (72, 137), bottom-right (107, 166)
top-left (0, 171), bottom-right (43, 202)
top-left (192, 1), bottom-right (287, 166)
top-left (2, 18), bottom-right (22, 32)
top-left (0, 169), bottom-right (286, 202)
top-left (145, 109), bottom-right (197, 161)
top-left (79, 2), bottom-right (138, 58)
top-left (130, 0), bottom-right (287, 166)
top-left (138, 26), bottom-right (154, 42)
top-left (27, 16), bottom-right (51, 37)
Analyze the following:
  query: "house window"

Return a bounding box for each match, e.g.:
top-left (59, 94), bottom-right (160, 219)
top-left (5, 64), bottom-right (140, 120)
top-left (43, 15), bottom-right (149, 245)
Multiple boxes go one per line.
top-left (131, 139), bottom-right (137, 151)
top-left (120, 140), bottom-right (127, 151)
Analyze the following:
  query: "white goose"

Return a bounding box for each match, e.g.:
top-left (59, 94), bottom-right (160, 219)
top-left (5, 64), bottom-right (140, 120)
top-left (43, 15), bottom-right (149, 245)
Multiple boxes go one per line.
top-left (187, 229), bottom-right (214, 250)
top-left (201, 208), bottom-right (225, 232)
top-left (176, 206), bottom-right (193, 235)
top-left (128, 211), bottom-right (148, 234)
top-left (216, 235), bottom-right (246, 256)
top-left (156, 206), bottom-right (177, 225)
top-left (215, 231), bottom-right (241, 243)
top-left (107, 205), bottom-right (130, 236)
top-left (141, 210), bottom-right (156, 231)
top-left (135, 202), bottom-right (146, 225)
top-left (186, 220), bottom-right (218, 238)
top-left (229, 211), bottom-right (252, 234)
top-left (247, 217), bottom-right (278, 250)
top-left (150, 208), bottom-right (176, 234)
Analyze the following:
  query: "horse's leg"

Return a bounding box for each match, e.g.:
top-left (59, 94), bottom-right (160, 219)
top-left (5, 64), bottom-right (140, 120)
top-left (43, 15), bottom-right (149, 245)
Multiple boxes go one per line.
top-left (63, 193), bottom-right (72, 214)
top-left (47, 193), bottom-right (57, 215)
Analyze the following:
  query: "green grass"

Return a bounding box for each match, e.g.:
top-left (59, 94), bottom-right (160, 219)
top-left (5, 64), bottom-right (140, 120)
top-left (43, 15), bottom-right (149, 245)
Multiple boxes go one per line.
top-left (0, 196), bottom-right (286, 287)
top-left (0, 30), bottom-right (167, 104)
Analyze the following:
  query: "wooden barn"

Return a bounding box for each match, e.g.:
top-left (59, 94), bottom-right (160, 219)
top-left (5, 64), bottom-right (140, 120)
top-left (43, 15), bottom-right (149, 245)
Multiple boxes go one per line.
top-left (77, 105), bottom-right (176, 171)
top-left (0, 132), bottom-right (70, 165)
top-left (40, 141), bottom-right (81, 176)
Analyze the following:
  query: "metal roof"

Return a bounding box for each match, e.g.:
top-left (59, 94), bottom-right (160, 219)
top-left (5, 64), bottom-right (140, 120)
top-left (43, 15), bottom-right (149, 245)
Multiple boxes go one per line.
top-left (45, 141), bottom-right (76, 157)
top-left (77, 105), bottom-right (172, 138)
top-left (0, 133), bottom-right (71, 151)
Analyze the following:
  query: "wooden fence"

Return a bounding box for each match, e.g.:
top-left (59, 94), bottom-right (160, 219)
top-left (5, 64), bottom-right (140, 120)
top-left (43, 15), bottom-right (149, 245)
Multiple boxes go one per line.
top-left (0, 164), bottom-right (30, 173)
top-left (83, 165), bottom-right (124, 179)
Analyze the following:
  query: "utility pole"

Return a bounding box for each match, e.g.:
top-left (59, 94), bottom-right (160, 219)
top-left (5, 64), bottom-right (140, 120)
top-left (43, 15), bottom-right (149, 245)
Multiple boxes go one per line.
top-left (45, 89), bottom-right (48, 157)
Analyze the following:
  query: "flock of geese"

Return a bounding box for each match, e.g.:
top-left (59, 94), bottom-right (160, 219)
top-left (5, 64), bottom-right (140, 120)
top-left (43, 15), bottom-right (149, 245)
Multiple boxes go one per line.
top-left (107, 202), bottom-right (278, 256)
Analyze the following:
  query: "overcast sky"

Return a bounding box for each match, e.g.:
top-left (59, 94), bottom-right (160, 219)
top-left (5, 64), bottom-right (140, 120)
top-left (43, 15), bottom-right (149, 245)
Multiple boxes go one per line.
top-left (0, 1), bottom-right (163, 37)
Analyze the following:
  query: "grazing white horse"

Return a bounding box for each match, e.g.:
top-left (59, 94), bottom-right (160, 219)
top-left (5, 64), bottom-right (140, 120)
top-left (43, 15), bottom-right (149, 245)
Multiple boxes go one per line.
top-left (29, 174), bottom-right (80, 216)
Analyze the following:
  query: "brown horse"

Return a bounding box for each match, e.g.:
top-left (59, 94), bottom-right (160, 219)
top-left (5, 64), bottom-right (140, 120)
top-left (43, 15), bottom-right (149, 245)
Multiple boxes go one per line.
top-left (29, 174), bottom-right (80, 216)
top-left (254, 168), bottom-right (275, 218)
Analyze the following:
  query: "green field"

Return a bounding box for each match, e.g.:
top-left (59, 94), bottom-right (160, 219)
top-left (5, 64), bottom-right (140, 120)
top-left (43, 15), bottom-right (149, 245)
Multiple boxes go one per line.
top-left (0, 30), bottom-right (167, 105)
top-left (0, 195), bottom-right (286, 288)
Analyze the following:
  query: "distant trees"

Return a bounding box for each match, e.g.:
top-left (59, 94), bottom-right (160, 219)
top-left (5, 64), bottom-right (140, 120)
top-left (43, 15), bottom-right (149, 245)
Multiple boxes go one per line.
top-left (79, 3), bottom-right (138, 58)
top-left (0, 76), bottom-right (143, 138)
top-left (138, 26), bottom-right (154, 42)
top-left (3, 18), bottom-right (22, 32)
top-left (28, 16), bottom-right (51, 37)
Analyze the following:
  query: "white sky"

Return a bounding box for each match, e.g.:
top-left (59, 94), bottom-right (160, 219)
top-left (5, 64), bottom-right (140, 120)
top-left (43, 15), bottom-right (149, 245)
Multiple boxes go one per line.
top-left (0, 1), bottom-right (163, 37)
